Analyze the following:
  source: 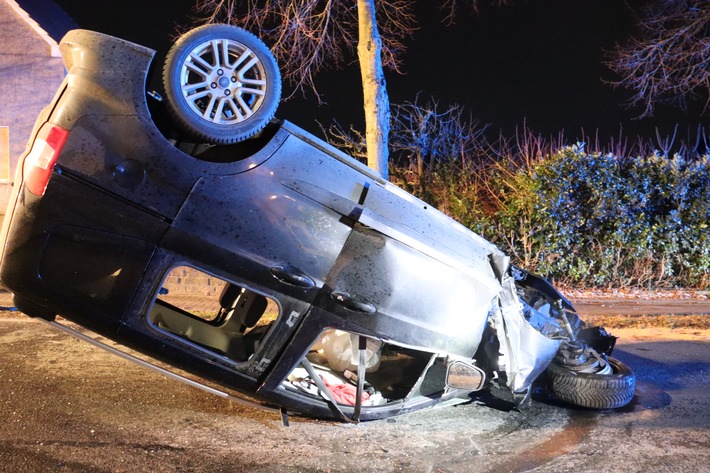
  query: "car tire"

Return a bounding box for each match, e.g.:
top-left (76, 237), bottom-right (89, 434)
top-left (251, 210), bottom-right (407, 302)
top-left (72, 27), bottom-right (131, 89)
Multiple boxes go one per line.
top-left (542, 357), bottom-right (635, 409)
top-left (162, 24), bottom-right (281, 144)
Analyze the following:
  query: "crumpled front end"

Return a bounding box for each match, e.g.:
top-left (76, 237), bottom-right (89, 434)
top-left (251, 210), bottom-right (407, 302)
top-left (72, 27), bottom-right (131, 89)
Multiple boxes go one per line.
top-left (489, 257), bottom-right (562, 408)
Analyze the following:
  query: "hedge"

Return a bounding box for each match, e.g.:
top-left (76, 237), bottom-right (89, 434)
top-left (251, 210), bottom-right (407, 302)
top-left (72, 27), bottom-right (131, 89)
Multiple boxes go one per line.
top-left (391, 147), bottom-right (710, 289)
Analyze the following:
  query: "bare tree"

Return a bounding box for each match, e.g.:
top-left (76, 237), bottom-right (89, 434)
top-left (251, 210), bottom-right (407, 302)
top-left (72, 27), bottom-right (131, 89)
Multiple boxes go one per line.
top-left (326, 96), bottom-right (489, 176)
top-left (357, 0), bottom-right (391, 178)
top-left (193, 0), bottom-right (417, 179)
top-left (192, 1), bottom-right (506, 178)
top-left (389, 97), bottom-right (488, 176)
top-left (607, 0), bottom-right (710, 117)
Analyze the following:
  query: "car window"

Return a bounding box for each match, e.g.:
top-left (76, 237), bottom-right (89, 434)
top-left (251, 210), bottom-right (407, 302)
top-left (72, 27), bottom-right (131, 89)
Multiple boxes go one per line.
top-left (149, 266), bottom-right (278, 363)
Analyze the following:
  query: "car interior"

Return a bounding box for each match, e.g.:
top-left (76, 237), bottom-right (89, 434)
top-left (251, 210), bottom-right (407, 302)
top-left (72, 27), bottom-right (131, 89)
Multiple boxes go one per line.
top-left (148, 268), bottom-right (447, 408)
top-left (148, 266), bottom-right (276, 362)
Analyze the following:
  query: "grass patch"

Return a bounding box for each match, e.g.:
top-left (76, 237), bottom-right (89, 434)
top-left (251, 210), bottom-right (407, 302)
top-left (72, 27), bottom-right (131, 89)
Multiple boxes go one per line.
top-left (585, 314), bottom-right (710, 330)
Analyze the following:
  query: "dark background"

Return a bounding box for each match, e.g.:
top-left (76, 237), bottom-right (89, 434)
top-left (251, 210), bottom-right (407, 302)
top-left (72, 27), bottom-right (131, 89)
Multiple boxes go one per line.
top-left (26, 0), bottom-right (708, 146)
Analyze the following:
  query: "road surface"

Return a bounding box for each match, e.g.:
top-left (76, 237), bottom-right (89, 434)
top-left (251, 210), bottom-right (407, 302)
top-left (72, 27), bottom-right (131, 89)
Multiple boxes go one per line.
top-left (0, 305), bottom-right (708, 472)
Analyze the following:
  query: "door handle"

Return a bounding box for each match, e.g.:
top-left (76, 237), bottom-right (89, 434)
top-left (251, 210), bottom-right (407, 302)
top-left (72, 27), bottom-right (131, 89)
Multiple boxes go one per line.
top-left (331, 291), bottom-right (376, 314)
top-left (270, 265), bottom-right (316, 289)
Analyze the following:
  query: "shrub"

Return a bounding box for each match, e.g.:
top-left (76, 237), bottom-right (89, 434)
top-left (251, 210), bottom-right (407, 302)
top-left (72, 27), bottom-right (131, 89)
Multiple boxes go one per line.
top-left (391, 147), bottom-right (710, 289)
top-left (530, 150), bottom-right (710, 288)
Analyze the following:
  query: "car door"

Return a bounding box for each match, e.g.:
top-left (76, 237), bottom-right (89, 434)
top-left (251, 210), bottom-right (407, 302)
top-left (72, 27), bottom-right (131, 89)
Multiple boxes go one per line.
top-left (143, 124), bottom-right (379, 378)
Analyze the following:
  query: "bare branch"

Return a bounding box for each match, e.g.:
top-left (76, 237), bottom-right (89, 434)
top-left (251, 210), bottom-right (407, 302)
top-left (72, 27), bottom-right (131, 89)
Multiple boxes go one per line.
top-left (607, 0), bottom-right (710, 117)
top-left (321, 120), bottom-right (368, 163)
top-left (193, 0), bottom-right (416, 100)
top-left (389, 96), bottom-right (490, 174)
top-left (440, 0), bottom-right (509, 25)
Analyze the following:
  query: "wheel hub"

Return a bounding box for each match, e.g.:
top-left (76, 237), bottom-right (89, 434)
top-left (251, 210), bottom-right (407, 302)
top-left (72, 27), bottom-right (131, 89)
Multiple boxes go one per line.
top-left (218, 76), bottom-right (230, 88)
top-left (556, 341), bottom-right (613, 375)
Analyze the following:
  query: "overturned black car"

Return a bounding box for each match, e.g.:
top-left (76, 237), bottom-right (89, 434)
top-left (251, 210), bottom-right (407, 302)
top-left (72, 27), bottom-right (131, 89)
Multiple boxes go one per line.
top-left (0, 25), bottom-right (634, 422)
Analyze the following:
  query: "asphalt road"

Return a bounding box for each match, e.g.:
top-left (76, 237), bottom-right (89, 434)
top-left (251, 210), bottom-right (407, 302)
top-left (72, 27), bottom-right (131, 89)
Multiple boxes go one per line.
top-left (0, 310), bottom-right (709, 472)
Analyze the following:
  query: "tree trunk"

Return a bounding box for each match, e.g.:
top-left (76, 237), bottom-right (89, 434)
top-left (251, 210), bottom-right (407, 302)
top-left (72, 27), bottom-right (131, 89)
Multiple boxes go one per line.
top-left (357, 0), bottom-right (390, 180)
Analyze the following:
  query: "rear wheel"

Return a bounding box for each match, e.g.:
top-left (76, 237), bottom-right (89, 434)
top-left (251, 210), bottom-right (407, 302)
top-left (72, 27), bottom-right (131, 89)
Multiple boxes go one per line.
top-left (162, 24), bottom-right (281, 144)
top-left (543, 357), bottom-right (635, 409)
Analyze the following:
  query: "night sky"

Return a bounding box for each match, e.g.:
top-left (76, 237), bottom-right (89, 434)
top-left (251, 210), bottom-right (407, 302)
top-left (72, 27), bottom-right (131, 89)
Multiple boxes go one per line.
top-left (38, 0), bottom-right (708, 147)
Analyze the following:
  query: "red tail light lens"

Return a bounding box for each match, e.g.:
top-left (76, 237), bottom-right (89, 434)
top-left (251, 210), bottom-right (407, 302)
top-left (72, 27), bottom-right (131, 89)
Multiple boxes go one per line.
top-left (23, 123), bottom-right (70, 196)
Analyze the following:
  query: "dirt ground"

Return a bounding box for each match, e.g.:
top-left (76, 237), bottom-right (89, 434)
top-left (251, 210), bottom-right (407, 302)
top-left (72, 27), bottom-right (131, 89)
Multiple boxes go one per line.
top-left (0, 294), bottom-right (709, 472)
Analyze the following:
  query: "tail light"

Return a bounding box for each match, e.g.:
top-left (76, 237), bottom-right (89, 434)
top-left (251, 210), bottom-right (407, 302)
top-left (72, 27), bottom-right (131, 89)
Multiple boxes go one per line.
top-left (23, 123), bottom-right (70, 196)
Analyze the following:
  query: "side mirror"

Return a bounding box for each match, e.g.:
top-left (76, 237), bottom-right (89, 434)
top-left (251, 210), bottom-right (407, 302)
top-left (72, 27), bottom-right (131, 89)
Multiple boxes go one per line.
top-left (446, 361), bottom-right (486, 391)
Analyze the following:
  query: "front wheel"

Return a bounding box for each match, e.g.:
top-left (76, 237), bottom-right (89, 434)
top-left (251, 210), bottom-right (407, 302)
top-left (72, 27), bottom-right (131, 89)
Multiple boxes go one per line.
top-left (542, 357), bottom-right (635, 409)
top-left (162, 24), bottom-right (282, 144)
